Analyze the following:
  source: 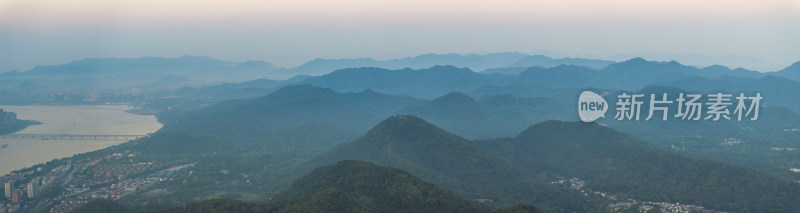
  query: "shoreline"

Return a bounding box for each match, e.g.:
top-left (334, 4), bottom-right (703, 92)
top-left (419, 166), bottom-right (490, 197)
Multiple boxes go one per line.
top-left (0, 104), bottom-right (163, 176)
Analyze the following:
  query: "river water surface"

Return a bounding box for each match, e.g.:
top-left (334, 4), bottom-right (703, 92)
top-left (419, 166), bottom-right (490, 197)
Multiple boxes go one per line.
top-left (0, 105), bottom-right (162, 175)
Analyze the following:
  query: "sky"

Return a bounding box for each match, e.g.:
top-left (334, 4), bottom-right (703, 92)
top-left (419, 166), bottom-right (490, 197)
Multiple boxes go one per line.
top-left (1, 0), bottom-right (799, 72)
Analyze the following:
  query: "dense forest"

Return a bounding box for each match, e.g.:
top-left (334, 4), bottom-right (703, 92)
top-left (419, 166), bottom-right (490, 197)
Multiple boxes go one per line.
top-left (478, 120), bottom-right (800, 212)
top-left (72, 161), bottom-right (541, 213)
top-left (54, 115), bottom-right (800, 212)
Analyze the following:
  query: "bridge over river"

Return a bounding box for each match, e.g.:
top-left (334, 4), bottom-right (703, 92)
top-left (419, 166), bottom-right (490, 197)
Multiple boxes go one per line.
top-left (0, 134), bottom-right (148, 140)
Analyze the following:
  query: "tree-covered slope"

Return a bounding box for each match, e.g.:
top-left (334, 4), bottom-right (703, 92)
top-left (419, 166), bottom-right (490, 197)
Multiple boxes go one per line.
top-left (305, 115), bottom-right (598, 211)
top-left (158, 85), bottom-right (424, 141)
top-left (273, 160), bottom-right (490, 213)
top-left (477, 120), bottom-right (800, 212)
top-left (143, 160), bottom-right (542, 213)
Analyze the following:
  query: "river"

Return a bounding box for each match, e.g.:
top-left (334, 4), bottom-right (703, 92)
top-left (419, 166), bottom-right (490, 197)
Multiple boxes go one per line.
top-left (0, 105), bottom-right (162, 175)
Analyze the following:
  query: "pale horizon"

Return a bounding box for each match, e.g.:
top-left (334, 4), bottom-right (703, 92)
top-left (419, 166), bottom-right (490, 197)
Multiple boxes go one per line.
top-left (1, 0), bottom-right (799, 72)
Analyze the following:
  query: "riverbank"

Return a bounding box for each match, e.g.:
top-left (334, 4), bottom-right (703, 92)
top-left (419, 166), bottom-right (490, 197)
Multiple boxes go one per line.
top-left (0, 105), bottom-right (162, 176)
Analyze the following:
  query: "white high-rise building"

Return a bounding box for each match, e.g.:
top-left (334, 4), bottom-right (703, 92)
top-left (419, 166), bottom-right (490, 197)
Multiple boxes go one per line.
top-left (27, 182), bottom-right (35, 198)
top-left (3, 181), bottom-right (13, 198)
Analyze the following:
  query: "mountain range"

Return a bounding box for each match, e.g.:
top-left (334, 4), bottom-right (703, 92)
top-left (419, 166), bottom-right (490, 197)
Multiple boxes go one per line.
top-left (68, 112), bottom-right (800, 212)
top-left (3, 53), bottom-right (798, 94)
top-left (268, 52), bottom-right (615, 79)
top-left (153, 83), bottom-right (800, 182)
top-left (0, 53), bottom-right (615, 91)
top-left (162, 57), bottom-right (800, 111)
top-left (0, 55), bottom-right (279, 90)
top-left (294, 116), bottom-right (600, 211)
top-left (282, 116), bottom-right (799, 212)
top-left (6, 53), bottom-right (800, 212)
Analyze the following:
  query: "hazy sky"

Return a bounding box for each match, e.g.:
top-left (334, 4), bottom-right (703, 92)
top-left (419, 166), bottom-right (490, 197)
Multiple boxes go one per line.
top-left (1, 0), bottom-right (798, 72)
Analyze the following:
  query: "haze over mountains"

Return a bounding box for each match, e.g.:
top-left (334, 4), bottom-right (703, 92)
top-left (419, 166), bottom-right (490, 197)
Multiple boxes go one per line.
top-left (0, 56), bottom-right (279, 90)
top-left (0, 53), bottom-right (613, 90)
top-left (5, 52), bottom-right (796, 93)
top-left (3, 52), bottom-right (800, 109)
top-left (3, 52), bottom-right (800, 212)
top-left (142, 57), bottom-right (800, 114)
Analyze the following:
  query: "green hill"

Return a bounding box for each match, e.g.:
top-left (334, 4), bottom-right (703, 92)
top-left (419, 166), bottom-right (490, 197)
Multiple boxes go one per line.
top-left (273, 160), bottom-right (489, 213)
top-left (305, 115), bottom-right (598, 211)
top-left (150, 160), bottom-right (541, 213)
top-left (477, 120), bottom-right (800, 212)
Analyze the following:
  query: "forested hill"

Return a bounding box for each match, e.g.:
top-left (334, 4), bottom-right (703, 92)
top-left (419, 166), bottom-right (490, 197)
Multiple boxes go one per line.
top-left (477, 120), bottom-right (800, 212)
top-left (272, 160), bottom-right (500, 213)
top-left (304, 115), bottom-right (603, 211)
top-left (73, 160), bottom-right (542, 213)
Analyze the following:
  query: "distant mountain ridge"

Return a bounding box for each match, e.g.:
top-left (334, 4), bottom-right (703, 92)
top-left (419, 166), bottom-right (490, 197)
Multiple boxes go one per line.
top-left (512, 57), bottom-right (765, 90)
top-left (298, 65), bottom-right (505, 98)
top-left (271, 52), bottom-right (615, 78)
top-left (3, 53), bottom-right (795, 94)
top-left (0, 55), bottom-right (279, 90)
top-left (510, 55), bottom-right (613, 69)
top-left (771, 61), bottom-right (800, 82)
top-left (5, 53), bottom-right (799, 116)
top-left (0, 53), bottom-right (617, 86)
top-left (294, 57), bottom-right (786, 99)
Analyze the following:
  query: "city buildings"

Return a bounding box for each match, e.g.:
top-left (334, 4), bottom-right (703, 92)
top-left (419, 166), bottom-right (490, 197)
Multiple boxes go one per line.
top-left (10, 190), bottom-right (20, 204)
top-left (3, 181), bottom-right (13, 198)
top-left (0, 109), bottom-right (17, 126)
